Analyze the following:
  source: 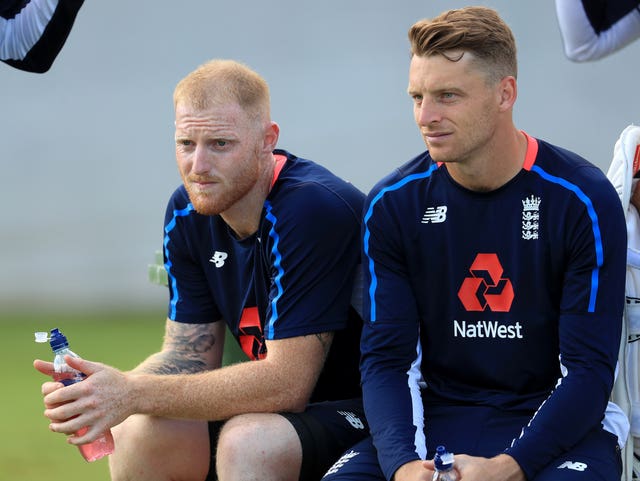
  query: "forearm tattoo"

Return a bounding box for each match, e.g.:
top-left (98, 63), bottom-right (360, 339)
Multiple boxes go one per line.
top-left (137, 323), bottom-right (218, 375)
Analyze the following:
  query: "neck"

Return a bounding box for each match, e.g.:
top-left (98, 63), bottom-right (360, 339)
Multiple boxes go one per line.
top-left (447, 127), bottom-right (526, 192)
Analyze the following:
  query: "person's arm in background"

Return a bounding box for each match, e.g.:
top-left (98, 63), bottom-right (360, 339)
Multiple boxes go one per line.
top-left (555, 0), bottom-right (640, 61)
top-left (0, 0), bottom-right (84, 72)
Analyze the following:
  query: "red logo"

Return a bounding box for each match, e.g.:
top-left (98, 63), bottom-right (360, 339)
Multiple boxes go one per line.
top-left (238, 307), bottom-right (266, 360)
top-left (457, 253), bottom-right (514, 312)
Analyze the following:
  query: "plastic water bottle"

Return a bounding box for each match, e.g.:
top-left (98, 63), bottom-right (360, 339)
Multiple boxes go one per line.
top-left (35, 328), bottom-right (115, 462)
top-left (432, 445), bottom-right (458, 481)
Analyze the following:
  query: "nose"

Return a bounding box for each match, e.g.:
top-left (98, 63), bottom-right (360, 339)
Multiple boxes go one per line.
top-left (191, 145), bottom-right (212, 175)
top-left (415, 100), bottom-right (439, 126)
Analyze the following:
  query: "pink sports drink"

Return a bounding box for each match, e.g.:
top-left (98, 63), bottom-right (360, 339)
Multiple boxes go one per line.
top-left (42, 328), bottom-right (115, 462)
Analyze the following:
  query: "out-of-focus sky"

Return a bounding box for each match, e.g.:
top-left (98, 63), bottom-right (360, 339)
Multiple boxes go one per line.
top-left (1, 0), bottom-right (639, 310)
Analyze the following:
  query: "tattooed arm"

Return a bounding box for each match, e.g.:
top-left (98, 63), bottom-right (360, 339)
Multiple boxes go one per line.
top-left (36, 323), bottom-right (334, 444)
top-left (132, 318), bottom-right (225, 375)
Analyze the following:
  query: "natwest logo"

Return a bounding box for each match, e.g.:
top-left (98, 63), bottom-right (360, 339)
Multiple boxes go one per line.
top-left (458, 253), bottom-right (514, 312)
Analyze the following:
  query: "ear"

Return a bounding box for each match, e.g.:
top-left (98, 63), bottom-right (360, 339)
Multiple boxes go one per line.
top-left (263, 121), bottom-right (280, 152)
top-left (497, 76), bottom-right (517, 112)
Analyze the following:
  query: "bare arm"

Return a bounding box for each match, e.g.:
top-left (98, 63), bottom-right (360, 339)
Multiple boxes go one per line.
top-left (128, 330), bottom-right (333, 419)
top-left (39, 325), bottom-right (333, 443)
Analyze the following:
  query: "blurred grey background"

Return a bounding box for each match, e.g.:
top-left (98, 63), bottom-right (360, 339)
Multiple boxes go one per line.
top-left (1, 0), bottom-right (639, 311)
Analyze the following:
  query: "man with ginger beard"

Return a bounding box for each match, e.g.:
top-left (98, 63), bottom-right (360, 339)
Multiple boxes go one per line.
top-left (34, 59), bottom-right (368, 481)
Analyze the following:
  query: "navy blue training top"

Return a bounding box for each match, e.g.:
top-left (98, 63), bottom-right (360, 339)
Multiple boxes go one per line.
top-left (163, 149), bottom-right (365, 402)
top-left (360, 133), bottom-right (627, 479)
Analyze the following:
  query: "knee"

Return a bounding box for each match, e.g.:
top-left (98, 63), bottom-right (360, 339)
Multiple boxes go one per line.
top-left (109, 415), bottom-right (209, 481)
top-left (216, 414), bottom-right (301, 481)
top-left (109, 415), bottom-right (159, 481)
top-left (216, 415), bottom-right (263, 467)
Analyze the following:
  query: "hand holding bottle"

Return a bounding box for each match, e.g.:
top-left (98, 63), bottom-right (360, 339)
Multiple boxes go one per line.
top-left (34, 328), bottom-right (114, 462)
top-left (428, 453), bottom-right (526, 481)
top-left (34, 348), bottom-right (131, 445)
top-left (431, 445), bottom-right (458, 481)
top-left (393, 459), bottom-right (437, 481)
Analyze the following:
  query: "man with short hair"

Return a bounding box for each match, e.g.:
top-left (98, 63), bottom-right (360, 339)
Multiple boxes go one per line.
top-left (324, 7), bottom-right (629, 481)
top-left (35, 58), bottom-right (368, 481)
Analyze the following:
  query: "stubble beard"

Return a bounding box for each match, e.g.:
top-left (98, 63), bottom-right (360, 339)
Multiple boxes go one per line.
top-left (183, 155), bottom-right (262, 217)
top-left (187, 187), bottom-right (232, 216)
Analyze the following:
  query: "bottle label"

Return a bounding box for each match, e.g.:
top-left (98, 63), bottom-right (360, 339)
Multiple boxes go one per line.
top-left (53, 371), bottom-right (86, 386)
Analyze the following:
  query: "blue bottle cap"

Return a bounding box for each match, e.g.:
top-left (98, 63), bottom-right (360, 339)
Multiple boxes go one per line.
top-left (434, 445), bottom-right (454, 470)
top-left (49, 328), bottom-right (69, 351)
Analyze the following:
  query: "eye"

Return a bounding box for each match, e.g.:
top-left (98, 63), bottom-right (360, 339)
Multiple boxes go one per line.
top-left (210, 139), bottom-right (234, 151)
top-left (439, 92), bottom-right (457, 102)
top-left (177, 139), bottom-right (193, 147)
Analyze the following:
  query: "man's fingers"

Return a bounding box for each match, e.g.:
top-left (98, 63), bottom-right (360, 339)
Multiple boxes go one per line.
top-left (33, 359), bottom-right (55, 376)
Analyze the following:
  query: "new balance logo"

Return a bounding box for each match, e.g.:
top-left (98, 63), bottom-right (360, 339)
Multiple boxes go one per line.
top-left (338, 411), bottom-right (365, 429)
top-left (557, 461), bottom-right (588, 472)
top-left (422, 206), bottom-right (447, 224)
top-left (209, 251), bottom-right (228, 268)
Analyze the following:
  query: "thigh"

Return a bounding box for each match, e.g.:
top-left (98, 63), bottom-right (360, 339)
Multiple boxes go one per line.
top-left (280, 398), bottom-right (370, 481)
top-left (533, 427), bottom-right (622, 481)
top-left (425, 404), bottom-right (528, 458)
top-left (322, 436), bottom-right (385, 481)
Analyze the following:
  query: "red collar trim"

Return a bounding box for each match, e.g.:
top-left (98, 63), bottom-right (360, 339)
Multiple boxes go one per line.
top-left (435, 130), bottom-right (538, 170)
top-left (521, 131), bottom-right (538, 171)
top-left (271, 154), bottom-right (287, 189)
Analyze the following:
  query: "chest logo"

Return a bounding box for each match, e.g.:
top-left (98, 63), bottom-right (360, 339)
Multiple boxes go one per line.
top-left (209, 251), bottom-right (228, 268)
top-left (422, 205), bottom-right (447, 224)
top-left (458, 253), bottom-right (514, 312)
top-left (522, 195), bottom-right (541, 240)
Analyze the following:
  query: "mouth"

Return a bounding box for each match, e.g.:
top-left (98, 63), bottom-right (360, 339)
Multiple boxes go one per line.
top-left (423, 131), bottom-right (451, 142)
top-left (189, 175), bottom-right (218, 185)
top-left (188, 178), bottom-right (219, 194)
